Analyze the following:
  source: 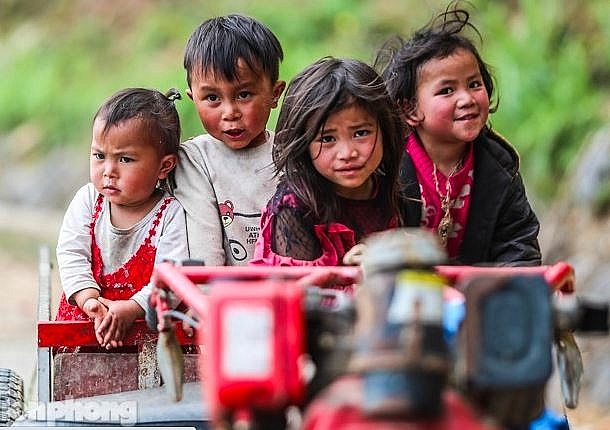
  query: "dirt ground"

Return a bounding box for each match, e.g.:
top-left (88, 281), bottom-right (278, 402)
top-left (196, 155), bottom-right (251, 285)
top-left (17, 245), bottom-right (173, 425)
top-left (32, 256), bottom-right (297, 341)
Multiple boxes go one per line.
top-left (0, 203), bottom-right (608, 428)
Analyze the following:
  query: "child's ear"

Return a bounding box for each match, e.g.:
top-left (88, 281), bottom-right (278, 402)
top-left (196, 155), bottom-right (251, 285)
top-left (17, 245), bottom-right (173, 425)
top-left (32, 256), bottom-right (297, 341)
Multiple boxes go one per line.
top-left (158, 154), bottom-right (177, 179)
top-left (186, 87), bottom-right (193, 101)
top-left (401, 101), bottom-right (421, 128)
top-left (271, 81), bottom-right (286, 108)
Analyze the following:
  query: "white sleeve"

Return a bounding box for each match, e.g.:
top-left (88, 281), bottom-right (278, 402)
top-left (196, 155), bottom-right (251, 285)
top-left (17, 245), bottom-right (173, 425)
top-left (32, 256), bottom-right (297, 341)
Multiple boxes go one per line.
top-left (172, 140), bottom-right (226, 266)
top-left (56, 184), bottom-right (100, 304)
top-left (131, 198), bottom-right (189, 315)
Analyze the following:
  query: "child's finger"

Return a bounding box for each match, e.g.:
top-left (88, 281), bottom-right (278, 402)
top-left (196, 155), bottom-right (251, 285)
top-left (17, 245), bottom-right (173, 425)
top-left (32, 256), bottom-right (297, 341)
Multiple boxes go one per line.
top-left (182, 318), bottom-right (194, 338)
top-left (94, 327), bottom-right (106, 346)
top-left (99, 313), bottom-right (118, 346)
top-left (96, 312), bottom-right (112, 335)
top-left (97, 297), bottom-right (112, 309)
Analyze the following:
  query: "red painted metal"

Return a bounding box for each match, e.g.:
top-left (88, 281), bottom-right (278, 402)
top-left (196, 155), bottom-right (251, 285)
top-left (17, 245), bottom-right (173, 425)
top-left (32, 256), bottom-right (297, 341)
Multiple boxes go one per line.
top-left (40, 262), bottom-right (574, 350)
top-left (436, 262), bottom-right (574, 293)
top-left (204, 279), bottom-right (306, 422)
top-left (38, 261), bottom-right (575, 426)
top-left (302, 375), bottom-right (501, 430)
top-left (38, 319), bottom-right (196, 348)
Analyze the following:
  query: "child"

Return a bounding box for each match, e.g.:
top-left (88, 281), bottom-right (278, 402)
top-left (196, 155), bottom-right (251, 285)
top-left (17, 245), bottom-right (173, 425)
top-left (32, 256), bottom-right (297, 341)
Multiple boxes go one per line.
top-left (250, 57), bottom-right (406, 266)
top-left (374, 7), bottom-right (541, 265)
top-left (55, 87), bottom-right (188, 350)
top-left (170, 14), bottom-right (286, 266)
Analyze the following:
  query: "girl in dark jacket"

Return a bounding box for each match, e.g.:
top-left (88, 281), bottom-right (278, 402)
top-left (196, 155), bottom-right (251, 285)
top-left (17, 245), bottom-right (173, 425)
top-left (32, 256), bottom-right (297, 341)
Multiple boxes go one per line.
top-left (375, 7), bottom-right (540, 265)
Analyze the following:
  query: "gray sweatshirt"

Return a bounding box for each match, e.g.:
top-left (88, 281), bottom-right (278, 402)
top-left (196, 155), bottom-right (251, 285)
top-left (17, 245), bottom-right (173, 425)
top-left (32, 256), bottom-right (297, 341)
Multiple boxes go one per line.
top-left (171, 132), bottom-right (278, 266)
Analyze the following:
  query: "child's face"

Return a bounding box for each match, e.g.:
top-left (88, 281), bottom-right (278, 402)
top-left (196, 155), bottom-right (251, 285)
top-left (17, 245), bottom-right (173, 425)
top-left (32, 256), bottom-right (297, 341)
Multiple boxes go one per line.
top-left (309, 104), bottom-right (383, 200)
top-left (90, 118), bottom-right (176, 209)
top-left (187, 59), bottom-right (285, 150)
top-left (406, 48), bottom-right (489, 149)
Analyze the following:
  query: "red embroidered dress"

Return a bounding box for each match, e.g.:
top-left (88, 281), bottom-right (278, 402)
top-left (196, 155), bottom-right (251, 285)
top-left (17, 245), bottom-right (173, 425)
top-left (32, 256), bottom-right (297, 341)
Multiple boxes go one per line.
top-left (55, 194), bottom-right (173, 321)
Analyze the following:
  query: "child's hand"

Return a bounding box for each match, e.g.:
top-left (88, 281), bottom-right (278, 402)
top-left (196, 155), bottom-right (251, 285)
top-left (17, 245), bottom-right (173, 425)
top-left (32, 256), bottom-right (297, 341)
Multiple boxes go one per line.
top-left (82, 297), bottom-right (109, 330)
top-left (181, 308), bottom-right (197, 338)
top-left (298, 266), bottom-right (362, 289)
top-left (343, 243), bottom-right (366, 266)
top-left (95, 298), bottom-right (143, 350)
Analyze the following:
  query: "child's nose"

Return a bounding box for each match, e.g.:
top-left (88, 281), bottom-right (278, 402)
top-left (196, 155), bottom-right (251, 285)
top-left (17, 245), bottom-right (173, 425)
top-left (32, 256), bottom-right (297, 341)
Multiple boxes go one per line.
top-left (337, 141), bottom-right (358, 159)
top-left (222, 101), bottom-right (241, 120)
top-left (457, 89), bottom-right (475, 107)
top-left (103, 160), bottom-right (117, 177)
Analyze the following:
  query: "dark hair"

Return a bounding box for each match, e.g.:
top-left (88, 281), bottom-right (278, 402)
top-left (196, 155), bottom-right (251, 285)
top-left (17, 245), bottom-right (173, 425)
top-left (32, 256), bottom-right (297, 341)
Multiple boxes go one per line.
top-left (374, 5), bottom-right (498, 118)
top-left (93, 87), bottom-right (182, 157)
top-left (183, 14), bottom-right (283, 87)
top-left (273, 57), bottom-right (405, 223)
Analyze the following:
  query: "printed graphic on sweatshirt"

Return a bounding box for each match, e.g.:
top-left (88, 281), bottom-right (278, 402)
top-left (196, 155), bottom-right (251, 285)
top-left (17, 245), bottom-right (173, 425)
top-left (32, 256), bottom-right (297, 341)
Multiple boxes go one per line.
top-left (219, 200), bottom-right (235, 228)
top-left (218, 199), bottom-right (262, 262)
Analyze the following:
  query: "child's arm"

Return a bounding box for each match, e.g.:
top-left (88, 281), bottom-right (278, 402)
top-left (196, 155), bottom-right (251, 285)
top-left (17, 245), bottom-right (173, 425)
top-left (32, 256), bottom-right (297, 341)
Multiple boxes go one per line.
top-left (73, 288), bottom-right (108, 340)
top-left (132, 197), bottom-right (189, 316)
top-left (489, 171), bottom-right (542, 266)
top-left (171, 140), bottom-right (226, 266)
top-left (272, 207), bottom-right (324, 260)
top-left (56, 184), bottom-right (103, 306)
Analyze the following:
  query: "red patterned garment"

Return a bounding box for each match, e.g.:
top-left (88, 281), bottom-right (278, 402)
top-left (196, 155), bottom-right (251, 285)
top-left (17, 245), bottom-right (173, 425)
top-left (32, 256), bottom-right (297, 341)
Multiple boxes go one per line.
top-left (55, 194), bottom-right (172, 320)
top-left (406, 133), bottom-right (474, 259)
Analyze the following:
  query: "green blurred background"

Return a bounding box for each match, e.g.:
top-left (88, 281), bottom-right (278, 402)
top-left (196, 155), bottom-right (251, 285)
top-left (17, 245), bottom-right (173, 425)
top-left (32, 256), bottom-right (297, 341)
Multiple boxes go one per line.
top-left (1, 0), bottom-right (609, 204)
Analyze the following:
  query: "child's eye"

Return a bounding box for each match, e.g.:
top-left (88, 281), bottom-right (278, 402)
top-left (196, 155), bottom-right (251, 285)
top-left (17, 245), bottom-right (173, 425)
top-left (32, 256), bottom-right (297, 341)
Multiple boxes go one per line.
top-left (119, 156), bottom-right (134, 163)
top-left (205, 94), bottom-right (219, 103)
top-left (92, 153), bottom-right (104, 160)
top-left (437, 87), bottom-right (454, 95)
top-left (470, 80), bottom-right (483, 89)
top-left (319, 135), bottom-right (335, 145)
top-left (354, 129), bottom-right (371, 138)
top-left (237, 91), bottom-right (252, 100)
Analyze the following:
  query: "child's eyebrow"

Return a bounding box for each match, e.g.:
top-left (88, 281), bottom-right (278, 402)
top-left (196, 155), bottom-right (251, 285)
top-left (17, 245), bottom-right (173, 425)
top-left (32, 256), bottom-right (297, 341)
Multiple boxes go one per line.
top-left (349, 120), bottom-right (376, 129)
top-left (233, 79), bottom-right (258, 89)
top-left (435, 71), bottom-right (482, 85)
top-left (194, 84), bottom-right (218, 92)
top-left (320, 121), bottom-right (376, 135)
top-left (434, 77), bottom-right (458, 86)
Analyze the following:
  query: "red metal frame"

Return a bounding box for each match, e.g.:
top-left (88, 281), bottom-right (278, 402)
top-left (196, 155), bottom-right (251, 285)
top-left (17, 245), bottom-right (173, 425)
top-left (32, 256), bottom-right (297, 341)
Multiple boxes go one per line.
top-left (37, 261), bottom-right (575, 427)
top-left (436, 262), bottom-right (574, 293)
top-left (37, 319), bottom-right (194, 348)
top-left (38, 262), bottom-right (572, 349)
top-left (148, 262), bottom-right (575, 426)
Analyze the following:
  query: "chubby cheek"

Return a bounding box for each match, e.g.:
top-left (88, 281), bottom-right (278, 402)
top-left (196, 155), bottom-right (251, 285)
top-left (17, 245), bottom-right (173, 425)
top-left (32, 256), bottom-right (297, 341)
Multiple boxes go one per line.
top-left (195, 105), bottom-right (219, 133)
top-left (89, 162), bottom-right (102, 182)
top-left (368, 143), bottom-right (383, 171)
top-left (244, 105), bottom-right (271, 130)
top-left (430, 100), bottom-right (456, 122)
top-left (476, 95), bottom-right (490, 120)
top-left (309, 153), bottom-right (334, 180)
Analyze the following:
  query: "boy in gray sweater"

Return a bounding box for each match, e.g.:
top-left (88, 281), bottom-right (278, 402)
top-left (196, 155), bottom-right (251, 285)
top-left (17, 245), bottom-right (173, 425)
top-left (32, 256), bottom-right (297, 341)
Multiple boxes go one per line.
top-left (171, 14), bottom-right (285, 265)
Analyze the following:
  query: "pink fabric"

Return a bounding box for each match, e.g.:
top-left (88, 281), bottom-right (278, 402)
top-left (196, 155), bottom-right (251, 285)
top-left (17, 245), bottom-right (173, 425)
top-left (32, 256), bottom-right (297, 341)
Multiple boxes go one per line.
top-left (406, 134), bottom-right (474, 258)
top-left (250, 203), bottom-right (356, 267)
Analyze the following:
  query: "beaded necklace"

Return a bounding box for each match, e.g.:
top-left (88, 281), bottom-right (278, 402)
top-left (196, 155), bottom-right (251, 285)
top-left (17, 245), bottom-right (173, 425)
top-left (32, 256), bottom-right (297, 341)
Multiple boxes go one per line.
top-left (432, 159), bottom-right (463, 246)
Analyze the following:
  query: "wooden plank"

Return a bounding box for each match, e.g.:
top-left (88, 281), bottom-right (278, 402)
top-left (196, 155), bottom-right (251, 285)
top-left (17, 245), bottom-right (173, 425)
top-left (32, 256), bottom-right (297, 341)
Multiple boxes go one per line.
top-left (53, 353), bottom-right (139, 400)
top-left (52, 352), bottom-right (201, 401)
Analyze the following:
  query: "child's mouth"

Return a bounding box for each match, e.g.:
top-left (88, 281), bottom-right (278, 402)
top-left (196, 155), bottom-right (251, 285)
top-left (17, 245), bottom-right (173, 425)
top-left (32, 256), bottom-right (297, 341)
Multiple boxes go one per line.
top-left (225, 129), bottom-right (245, 138)
top-left (457, 113), bottom-right (478, 121)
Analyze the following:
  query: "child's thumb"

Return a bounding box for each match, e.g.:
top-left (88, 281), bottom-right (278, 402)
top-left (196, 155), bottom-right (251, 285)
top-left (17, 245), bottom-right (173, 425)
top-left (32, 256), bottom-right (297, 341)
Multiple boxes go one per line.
top-left (97, 297), bottom-right (111, 309)
top-left (182, 319), bottom-right (194, 338)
